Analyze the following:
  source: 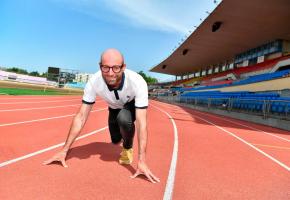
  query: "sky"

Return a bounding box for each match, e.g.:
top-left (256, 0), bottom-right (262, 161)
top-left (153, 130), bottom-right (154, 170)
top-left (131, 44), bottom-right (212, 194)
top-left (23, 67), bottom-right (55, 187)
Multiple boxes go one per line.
top-left (0, 0), bottom-right (219, 82)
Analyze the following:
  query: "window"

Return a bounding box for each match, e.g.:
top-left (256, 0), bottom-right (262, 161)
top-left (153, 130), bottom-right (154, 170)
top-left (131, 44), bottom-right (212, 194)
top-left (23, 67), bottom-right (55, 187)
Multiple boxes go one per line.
top-left (214, 67), bottom-right (219, 73)
top-left (208, 68), bottom-right (213, 74)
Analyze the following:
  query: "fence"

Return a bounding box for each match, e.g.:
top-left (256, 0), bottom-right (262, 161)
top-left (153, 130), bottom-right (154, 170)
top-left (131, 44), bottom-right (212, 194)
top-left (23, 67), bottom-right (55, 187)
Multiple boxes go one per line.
top-left (157, 96), bottom-right (290, 120)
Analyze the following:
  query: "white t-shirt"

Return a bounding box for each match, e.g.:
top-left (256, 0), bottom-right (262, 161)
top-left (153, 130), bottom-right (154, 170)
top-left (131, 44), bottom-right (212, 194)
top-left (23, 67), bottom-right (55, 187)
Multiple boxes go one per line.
top-left (82, 69), bottom-right (148, 109)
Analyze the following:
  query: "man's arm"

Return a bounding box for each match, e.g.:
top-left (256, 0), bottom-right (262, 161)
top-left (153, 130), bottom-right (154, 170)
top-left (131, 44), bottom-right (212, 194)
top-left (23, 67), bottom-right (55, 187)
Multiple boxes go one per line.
top-left (131, 108), bottom-right (160, 183)
top-left (43, 103), bottom-right (93, 167)
top-left (62, 103), bottom-right (93, 151)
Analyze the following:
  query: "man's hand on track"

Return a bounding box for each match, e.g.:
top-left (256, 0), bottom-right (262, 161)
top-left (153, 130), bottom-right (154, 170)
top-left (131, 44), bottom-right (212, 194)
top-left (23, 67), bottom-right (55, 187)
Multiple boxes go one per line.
top-left (43, 150), bottom-right (68, 168)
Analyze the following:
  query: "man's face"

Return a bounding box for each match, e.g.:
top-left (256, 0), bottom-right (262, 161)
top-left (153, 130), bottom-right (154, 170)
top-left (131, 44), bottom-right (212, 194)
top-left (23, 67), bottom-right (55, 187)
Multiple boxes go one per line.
top-left (100, 62), bottom-right (125, 88)
top-left (100, 49), bottom-right (126, 88)
top-left (100, 64), bottom-right (124, 87)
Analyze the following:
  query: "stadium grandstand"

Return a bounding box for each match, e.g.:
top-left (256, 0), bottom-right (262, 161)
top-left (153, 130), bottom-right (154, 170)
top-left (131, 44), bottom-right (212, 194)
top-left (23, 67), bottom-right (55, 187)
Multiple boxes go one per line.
top-left (0, 66), bottom-right (86, 95)
top-left (0, 69), bottom-right (57, 86)
top-left (150, 0), bottom-right (290, 131)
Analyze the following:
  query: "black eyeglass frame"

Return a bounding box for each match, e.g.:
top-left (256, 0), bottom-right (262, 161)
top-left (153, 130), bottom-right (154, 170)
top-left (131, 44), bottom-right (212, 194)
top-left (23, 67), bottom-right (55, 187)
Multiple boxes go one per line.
top-left (99, 64), bottom-right (124, 73)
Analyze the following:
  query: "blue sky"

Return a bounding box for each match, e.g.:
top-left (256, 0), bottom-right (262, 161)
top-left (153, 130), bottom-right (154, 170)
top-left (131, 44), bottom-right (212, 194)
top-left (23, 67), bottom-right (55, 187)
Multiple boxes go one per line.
top-left (0, 0), bottom-right (218, 82)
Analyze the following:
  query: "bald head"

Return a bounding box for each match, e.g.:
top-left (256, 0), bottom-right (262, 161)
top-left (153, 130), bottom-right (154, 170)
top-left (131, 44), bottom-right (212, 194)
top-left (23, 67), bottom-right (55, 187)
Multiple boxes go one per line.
top-left (100, 48), bottom-right (124, 65)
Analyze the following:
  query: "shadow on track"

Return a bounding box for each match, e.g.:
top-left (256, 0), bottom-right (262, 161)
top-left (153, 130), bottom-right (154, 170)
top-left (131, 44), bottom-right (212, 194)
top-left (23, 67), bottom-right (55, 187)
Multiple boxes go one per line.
top-left (66, 142), bottom-right (136, 174)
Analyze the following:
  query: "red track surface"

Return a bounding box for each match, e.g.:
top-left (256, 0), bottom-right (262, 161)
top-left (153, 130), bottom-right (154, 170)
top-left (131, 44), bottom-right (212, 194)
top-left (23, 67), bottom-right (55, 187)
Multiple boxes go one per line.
top-left (0, 95), bottom-right (289, 199)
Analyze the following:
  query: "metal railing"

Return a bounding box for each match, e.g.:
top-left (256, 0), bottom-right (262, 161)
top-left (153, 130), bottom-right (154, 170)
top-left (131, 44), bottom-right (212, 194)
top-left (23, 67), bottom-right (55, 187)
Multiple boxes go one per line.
top-left (156, 96), bottom-right (290, 120)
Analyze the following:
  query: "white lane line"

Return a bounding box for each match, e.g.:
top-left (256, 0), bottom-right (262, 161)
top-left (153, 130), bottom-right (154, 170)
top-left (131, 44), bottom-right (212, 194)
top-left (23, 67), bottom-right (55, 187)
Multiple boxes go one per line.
top-left (0, 104), bottom-right (80, 112)
top-left (153, 101), bottom-right (290, 171)
top-left (193, 110), bottom-right (290, 143)
top-left (191, 113), bottom-right (290, 172)
top-left (252, 143), bottom-right (290, 150)
top-left (0, 126), bottom-right (108, 168)
top-left (0, 99), bottom-right (81, 105)
top-left (0, 108), bottom-right (107, 127)
top-left (150, 104), bottom-right (179, 200)
top-left (154, 100), bottom-right (290, 143)
top-left (0, 96), bottom-right (81, 100)
top-left (0, 100), bottom-right (104, 112)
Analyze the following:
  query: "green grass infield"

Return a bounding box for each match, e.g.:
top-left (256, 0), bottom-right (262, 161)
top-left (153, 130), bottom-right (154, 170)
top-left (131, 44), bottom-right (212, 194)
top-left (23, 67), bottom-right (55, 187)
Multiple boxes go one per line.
top-left (0, 87), bottom-right (80, 95)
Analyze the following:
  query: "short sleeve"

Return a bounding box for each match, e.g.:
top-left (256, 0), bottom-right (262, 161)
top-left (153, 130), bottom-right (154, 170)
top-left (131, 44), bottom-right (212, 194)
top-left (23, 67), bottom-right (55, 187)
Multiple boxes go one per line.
top-left (134, 76), bottom-right (148, 108)
top-left (82, 78), bottom-right (97, 104)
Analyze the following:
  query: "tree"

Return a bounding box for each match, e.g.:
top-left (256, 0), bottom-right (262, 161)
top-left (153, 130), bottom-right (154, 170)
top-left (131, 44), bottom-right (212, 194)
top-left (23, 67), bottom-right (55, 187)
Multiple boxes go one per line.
top-left (138, 71), bottom-right (158, 84)
top-left (6, 67), bottom-right (28, 75)
top-left (41, 72), bottom-right (48, 77)
top-left (29, 71), bottom-right (40, 76)
top-left (4, 67), bottom-right (45, 77)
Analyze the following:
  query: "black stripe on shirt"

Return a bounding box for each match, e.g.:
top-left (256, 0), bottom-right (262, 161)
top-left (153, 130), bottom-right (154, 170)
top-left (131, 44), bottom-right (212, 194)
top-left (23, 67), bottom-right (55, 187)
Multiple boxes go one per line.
top-left (113, 90), bottom-right (120, 100)
top-left (135, 106), bottom-right (148, 109)
top-left (82, 99), bottom-right (95, 105)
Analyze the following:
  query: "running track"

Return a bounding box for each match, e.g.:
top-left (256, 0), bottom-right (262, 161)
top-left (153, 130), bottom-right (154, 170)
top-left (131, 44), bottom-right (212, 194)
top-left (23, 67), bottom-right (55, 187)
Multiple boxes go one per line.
top-left (0, 95), bottom-right (289, 199)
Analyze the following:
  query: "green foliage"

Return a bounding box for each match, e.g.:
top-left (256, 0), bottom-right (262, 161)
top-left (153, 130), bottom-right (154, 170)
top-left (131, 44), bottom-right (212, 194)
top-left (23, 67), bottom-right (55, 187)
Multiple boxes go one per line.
top-left (138, 71), bottom-right (158, 84)
top-left (3, 67), bottom-right (46, 77)
top-left (40, 72), bottom-right (48, 77)
top-left (29, 71), bottom-right (40, 76)
top-left (6, 67), bottom-right (28, 75)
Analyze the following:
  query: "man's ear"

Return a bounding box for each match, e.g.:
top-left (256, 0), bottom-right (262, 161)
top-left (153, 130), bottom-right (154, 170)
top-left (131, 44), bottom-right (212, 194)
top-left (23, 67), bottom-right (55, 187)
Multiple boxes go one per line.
top-left (122, 64), bottom-right (126, 71)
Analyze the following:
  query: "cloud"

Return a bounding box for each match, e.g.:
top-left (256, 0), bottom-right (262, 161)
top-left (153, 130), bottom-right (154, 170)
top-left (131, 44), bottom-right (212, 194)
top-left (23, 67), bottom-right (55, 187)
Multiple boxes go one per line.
top-left (52, 0), bottom-right (217, 34)
top-left (102, 0), bottom-right (189, 34)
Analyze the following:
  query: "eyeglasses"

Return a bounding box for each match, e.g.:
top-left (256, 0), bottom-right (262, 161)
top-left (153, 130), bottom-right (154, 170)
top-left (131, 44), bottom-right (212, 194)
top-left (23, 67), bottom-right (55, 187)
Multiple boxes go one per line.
top-left (100, 64), bottom-right (123, 73)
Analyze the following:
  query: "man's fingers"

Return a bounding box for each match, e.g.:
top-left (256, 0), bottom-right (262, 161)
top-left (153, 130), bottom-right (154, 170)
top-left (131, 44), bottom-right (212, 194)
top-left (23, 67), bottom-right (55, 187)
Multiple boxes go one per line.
top-left (144, 172), bottom-right (156, 183)
top-left (43, 156), bottom-right (68, 168)
top-left (149, 172), bottom-right (160, 182)
top-left (61, 159), bottom-right (68, 168)
top-left (131, 167), bottom-right (160, 183)
top-left (43, 159), bottom-right (68, 168)
top-left (143, 168), bottom-right (159, 183)
top-left (130, 170), bottom-right (142, 179)
top-left (43, 158), bottom-right (54, 165)
top-left (131, 171), bottom-right (156, 183)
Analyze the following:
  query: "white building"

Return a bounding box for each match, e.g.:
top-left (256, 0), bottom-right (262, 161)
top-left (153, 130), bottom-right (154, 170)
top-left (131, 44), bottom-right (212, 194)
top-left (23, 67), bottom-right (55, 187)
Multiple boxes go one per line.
top-left (75, 73), bottom-right (93, 83)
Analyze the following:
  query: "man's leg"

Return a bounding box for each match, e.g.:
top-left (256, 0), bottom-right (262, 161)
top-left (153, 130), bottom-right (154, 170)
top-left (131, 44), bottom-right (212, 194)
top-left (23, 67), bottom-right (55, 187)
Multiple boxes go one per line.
top-left (117, 102), bottom-right (136, 164)
top-left (117, 108), bottom-right (135, 149)
top-left (108, 107), bottom-right (122, 145)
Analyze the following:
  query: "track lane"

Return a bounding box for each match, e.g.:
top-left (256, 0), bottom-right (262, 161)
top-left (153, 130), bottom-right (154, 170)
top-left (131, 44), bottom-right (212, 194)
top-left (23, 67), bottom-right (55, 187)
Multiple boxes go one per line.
top-left (0, 101), bottom-right (106, 124)
top-left (0, 96), bottom-right (82, 109)
top-left (0, 96), bottom-right (104, 110)
top-left (3, 96), bottom-right (289, 199)
top-left (184, 109), bottom-right (290, 167)
top-left (0, 104), bottom-right (175, 200)
top-left (0, 109), bottom-right (108, 162)
top-left (193, 109), bottom-right (290, 141)
top-left (156, 101), bottom-right (290, 166)
top-left (0, 95), bottom-right (81, 101)
top-left (0, 101), bottom-right (82, 110)
top-left (0, 103), bottom-right (81, 112)
top-left (152, 100), bottom-right (290, 200)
